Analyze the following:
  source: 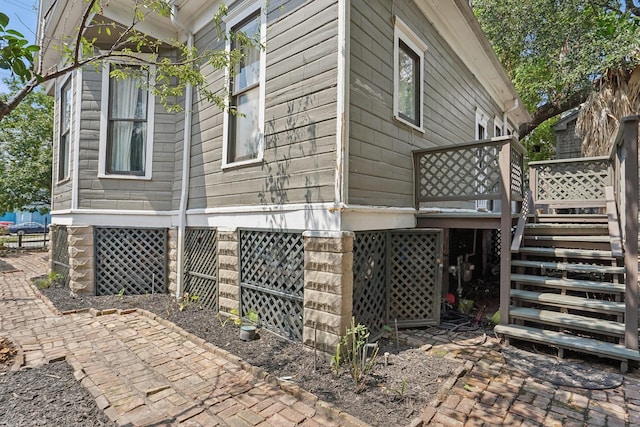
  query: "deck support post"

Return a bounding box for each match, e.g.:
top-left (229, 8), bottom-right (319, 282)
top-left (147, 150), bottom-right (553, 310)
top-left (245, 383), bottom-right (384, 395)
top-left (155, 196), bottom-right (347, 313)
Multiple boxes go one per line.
top-left (623, 118), bottom-right (639, 351)
top-left (499, 143), bottom-right (512, 326)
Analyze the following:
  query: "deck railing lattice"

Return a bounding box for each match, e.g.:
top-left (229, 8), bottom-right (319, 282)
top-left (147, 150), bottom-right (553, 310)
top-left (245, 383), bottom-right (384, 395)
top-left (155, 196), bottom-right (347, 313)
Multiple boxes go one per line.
top-left (239, 230), bottom-right (304, 341)
top-left (417, 144), bottom-right (501, 201)
top-left (94, 227), bottom-right (167, 296)
top-left (533, 158), bottom-right (610, 204)
top-left (183, 228), bottom-right (218, 310)
top-left (353, 232), bottom-right (387, 336)
top-left (51, 225), bottom-right (69, 287)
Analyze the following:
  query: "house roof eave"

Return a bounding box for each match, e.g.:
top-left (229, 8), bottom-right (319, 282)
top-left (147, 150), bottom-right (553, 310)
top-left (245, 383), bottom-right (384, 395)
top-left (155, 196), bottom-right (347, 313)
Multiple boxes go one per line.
top-left (414, 0), bottom-right (531, 125)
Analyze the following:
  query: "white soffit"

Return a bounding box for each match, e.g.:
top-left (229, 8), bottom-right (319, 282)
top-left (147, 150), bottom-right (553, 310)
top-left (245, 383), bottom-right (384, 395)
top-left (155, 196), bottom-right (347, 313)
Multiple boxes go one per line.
top-left (414, 0), bottom-right (530, 124)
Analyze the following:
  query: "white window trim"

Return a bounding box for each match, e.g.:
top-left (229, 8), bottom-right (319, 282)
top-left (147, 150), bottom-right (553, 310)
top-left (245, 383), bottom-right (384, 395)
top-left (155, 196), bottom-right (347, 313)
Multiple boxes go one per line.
top-left (56, 74), bottom-right (72, 184)
top-left (98, 60), bottom-right (156, 180)
top-left (475, 107), bottom-right (488, 140)
top-left (221, 0), bottom-right (267, 170)
top-left (494, 115), bottom-right (503, 137)
top-left (393, 16), bottom-right (427, 133)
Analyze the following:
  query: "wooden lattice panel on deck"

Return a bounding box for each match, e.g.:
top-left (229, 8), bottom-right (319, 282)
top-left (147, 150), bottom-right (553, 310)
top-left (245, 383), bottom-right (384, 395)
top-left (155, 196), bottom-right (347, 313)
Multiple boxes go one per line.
top-left (388, 231), bottom-right (442, 327)
top-left (353, 232), bottom-right (387, 336)
top-left (94, 227), bottom-right (167, 296)
top-left (417, 145), bottom-right (501, 201)
top-left (239, 230), bottom-right (304, 341)
top-left (183, 228), bottom-right (218, 310)
top-left (536, 160), bottom-right (609, 202)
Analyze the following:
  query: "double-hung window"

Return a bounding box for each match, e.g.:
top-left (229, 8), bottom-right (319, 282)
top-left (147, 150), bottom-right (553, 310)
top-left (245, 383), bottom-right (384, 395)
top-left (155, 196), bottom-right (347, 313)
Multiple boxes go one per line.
top-left (393, 17), bottom-right (427, 132)
top-left (58, 80), bottom-right (72, 182)
top-left (99, 63), bottom-right (155, 179)
top-left (223, 4), bottom-right (265, 168)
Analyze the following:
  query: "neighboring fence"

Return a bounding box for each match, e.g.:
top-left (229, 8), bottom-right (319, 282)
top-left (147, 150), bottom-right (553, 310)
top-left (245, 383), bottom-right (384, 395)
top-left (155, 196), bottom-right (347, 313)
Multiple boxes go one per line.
top-left (239, 229), bottom-right (305, 341)
top-left (353, 229), bottom-right (443, 337)
top-left (51, 225), bottom-right (69, 287)
top-left (183, 228), bottom-right (218, 310)
top-left (2, 233), bottom-right (49, 250)
top-left (94, 227), bottom-right (167, 296)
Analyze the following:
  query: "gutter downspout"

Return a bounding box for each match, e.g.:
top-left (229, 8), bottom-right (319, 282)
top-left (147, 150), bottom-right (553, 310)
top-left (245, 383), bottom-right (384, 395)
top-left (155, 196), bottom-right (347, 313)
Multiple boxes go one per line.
top-left (503, 98), bottom-right (519, 136)
top-left (171, 3), bottom-right (193, 298)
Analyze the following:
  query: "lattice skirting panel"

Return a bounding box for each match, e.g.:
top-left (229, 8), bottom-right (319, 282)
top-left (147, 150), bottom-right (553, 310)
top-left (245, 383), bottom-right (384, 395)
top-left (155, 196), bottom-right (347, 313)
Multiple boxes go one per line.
top-left (388, 230), bottom-right (442, 327)
top-left (51, 225), bottom-right (70, 287)
top-left (239, 229), bottom-right (304, 342)
top-left (353, 231), bottom-right (387, 337)
top-left (354, 229), bottom-right (443, 331)
top-left (183, 228), bottom-right (218, 310)
top-left (94, 227), bottom-right (167, 296)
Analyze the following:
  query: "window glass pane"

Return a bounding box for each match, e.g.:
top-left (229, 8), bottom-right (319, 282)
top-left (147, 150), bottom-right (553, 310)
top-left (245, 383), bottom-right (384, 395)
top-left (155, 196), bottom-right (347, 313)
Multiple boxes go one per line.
top-left (59, 134), bottom-right (69, 179)
top-left (233, 18), bottom-right (260, 93)
top-left (108, 121), bottom-right (147, 173)
top-left (107, 66), bottom-right (149, 174)
top-left (233, 87), bottom-right (260, 161)
top-left (478, 124), bottom-right (486, 140)
top-left (62, 85), bottom-right (71, 132)
top-left (398, 41), bottom-right (418, 123)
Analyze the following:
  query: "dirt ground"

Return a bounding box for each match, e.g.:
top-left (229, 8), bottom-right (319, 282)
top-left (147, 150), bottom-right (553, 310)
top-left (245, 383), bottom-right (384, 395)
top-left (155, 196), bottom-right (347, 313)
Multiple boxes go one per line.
top-left (0, 252), bottom-right (471, 427)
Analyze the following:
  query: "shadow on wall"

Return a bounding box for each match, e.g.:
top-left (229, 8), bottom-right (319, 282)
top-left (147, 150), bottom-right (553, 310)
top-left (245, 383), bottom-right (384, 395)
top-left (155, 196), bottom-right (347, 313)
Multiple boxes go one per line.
top-left (261, 96), bottom-right (319, 231)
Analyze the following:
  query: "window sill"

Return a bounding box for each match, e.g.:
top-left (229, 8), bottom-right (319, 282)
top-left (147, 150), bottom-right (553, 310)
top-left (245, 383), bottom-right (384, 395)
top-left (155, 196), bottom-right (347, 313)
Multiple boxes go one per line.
top-left (393, 115), bottom-right (425, 133)
top-left (222, 157), bottom-right (263, 171)
top-left (98, 173), bottom-right (152, 181)
top-left (56, 177), bottom-right (71, 186)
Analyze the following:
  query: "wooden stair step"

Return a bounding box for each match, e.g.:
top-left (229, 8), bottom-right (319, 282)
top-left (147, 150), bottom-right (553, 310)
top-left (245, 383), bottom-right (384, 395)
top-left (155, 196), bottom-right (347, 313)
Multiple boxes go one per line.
top-left (494, 324), bottom-right (640, 362)
top-left (509, 306), bottom-right (625, 337)
top-left (524, 235), bottom-right (611, 243)
top-left (524, 223), bottom-right (608, 236)
top-left (511, 260), bottom-right (625, 275)
top-left (510, 289), bottom-right (625, 313)
top-left (530, 214), bottom-right (607, 224)
top-left (517, 247), bottom-right (616, 260)
top-left (511, 273), bottom-right (625, 294)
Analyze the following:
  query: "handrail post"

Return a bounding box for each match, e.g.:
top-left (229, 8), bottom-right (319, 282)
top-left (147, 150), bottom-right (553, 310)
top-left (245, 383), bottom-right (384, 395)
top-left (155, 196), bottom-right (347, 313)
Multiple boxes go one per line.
top-left (623, 118), bottom-right (639, 351)
top-left (529, 165), bottom-right (537, 211)
top-left (499, 141), bottom-right (512, 326)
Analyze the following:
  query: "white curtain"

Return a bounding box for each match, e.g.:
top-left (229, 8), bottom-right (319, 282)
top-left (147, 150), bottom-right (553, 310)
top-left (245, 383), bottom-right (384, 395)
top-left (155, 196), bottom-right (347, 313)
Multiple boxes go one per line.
top-left (109, 74), bottom-right (147, 172)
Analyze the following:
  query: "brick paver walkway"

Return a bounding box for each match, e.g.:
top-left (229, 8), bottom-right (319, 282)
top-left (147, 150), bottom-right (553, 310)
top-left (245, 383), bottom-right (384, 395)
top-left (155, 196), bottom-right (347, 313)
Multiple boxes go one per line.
top-left (0, 253), bottom-right (365, 427)
top-left (400, 325), bottom-right (640, 426)
top-left (2, 252), bottom-right (640, 426)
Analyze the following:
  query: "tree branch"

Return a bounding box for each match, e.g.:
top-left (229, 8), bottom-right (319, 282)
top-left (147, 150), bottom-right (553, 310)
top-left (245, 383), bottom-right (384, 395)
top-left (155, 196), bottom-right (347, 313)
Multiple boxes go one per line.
top-left (518, 88), bottom-right (592, 139)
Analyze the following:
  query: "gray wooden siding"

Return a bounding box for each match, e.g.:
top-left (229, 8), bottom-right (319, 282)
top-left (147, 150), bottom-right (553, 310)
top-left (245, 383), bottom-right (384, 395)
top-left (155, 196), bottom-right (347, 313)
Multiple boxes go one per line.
top-left (187, 0), bottom-right (339, 210)
top-left (76, 67), bottom-right (177, 211)
top-left (348, 0), bottom-right (505, 207)
top-left (51, 74), bottom-right (74, 211)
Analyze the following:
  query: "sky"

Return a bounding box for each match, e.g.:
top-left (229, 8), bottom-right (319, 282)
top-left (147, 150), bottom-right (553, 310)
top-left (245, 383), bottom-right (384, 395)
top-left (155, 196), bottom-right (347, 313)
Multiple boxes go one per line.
top-left (1, 0), bottom-right (39, 94)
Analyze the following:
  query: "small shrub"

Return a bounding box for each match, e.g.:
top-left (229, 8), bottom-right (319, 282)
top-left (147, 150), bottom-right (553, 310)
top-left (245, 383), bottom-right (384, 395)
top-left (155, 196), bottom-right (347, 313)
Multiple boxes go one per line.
top-left (178, 292), bottom-right (202, 311)
top-left (33, 272), bottom-right (63, 289)
top-left (332, 317), bottom-right (379, 390)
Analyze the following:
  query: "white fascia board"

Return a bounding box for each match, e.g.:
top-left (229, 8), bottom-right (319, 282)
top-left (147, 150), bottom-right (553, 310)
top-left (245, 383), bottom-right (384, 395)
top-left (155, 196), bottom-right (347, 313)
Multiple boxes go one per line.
top-left (51, 203), bottom-right (418, 232)
top-left (186, 202), bottom-right (343, 231)
top-left (414, 0), bottom-right (530, 125)
top-left (50, 209), bottom-right (177, 228)
top-left (340, 205), bottom-right (417, 231)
